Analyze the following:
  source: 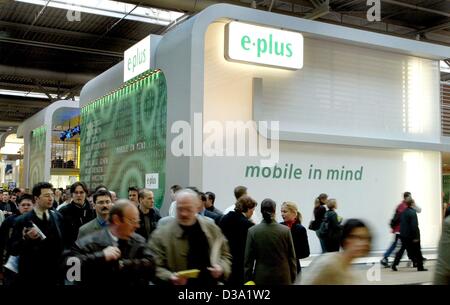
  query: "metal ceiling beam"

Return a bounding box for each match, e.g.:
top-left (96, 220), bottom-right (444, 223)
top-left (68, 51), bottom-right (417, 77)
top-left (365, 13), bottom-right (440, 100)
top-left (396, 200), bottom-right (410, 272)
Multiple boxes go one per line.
top-left (89, 3), bottom-right (141, 48)
top-left (381, 0), bottom-right (450, 18)
top-left (304, 0), bottom-right (330, 19)
top-left (411, 21), bottom-right (450, 35)
top-left (0, 37), bottom-right (123, 57)
top-left (0, 97), bottom-right (51, 108)
top-left (0, 20), bottom-right (138, 46)
top-left (123, 0), bottom-right (232, 12)
top-left (0, 121), bottom-right (22, 127)
top-left (21, 0), bottom-right (52, 40)
top-left (32, 79), bottom-right (54, 100)
top-left (0, 65), bottom-right (95, 84)
top-left (0, 82), bottom-right (65, 93)
top-left (318, 16), bottom-right (450, 47)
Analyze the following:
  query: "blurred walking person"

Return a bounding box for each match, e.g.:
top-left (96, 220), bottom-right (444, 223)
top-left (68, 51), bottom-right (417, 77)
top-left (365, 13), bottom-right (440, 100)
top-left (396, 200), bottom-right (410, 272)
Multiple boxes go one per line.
top-left (300, 219), bottom-right (372, 284)
top-left (434, 213), bottom-right (450, 284)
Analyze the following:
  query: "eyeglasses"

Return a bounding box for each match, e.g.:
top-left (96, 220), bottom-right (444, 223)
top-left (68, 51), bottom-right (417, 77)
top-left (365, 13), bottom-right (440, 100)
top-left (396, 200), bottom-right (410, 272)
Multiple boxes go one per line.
top-left (40, 193), bottom-right (54, 198)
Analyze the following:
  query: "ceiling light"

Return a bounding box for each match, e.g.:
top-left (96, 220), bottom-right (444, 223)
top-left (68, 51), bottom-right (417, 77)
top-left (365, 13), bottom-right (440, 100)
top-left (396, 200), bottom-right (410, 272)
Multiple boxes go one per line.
top-left (16, 0), bottom-right (184, 25)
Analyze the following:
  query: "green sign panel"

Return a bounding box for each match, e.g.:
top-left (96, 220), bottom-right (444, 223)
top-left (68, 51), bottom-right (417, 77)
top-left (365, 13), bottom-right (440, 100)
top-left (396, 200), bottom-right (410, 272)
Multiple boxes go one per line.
top-left (80, 71), bottom-right (167, 208)
top-left (29, 126), bottom-right (46, 187)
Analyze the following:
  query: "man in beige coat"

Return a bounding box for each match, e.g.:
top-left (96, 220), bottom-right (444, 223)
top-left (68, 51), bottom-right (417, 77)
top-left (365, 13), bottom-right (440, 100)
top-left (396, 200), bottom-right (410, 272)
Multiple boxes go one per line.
top-left (149, 189), bottom-right (231, 285)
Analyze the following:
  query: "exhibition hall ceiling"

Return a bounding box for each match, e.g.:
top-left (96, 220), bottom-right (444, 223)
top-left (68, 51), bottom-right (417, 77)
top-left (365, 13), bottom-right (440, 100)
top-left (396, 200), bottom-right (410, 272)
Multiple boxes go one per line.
top-left (0, 0), bottom-right (449, 129)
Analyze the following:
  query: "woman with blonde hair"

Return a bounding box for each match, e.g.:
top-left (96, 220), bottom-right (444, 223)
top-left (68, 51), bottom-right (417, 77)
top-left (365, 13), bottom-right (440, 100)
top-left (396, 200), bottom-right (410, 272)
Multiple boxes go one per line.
top-left (280, 201), bottom-right (310, 273)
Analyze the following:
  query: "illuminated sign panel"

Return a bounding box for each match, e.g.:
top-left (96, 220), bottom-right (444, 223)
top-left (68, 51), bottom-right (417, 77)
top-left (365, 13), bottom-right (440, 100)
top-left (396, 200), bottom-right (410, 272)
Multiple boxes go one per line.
top-left (225, 21), bottom-right (303, 70)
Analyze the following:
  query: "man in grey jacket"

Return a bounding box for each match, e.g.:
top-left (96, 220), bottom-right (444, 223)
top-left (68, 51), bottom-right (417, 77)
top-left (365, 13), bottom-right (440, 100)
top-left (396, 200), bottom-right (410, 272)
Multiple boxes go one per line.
top-left (77, 189), bottom-right (113, 240)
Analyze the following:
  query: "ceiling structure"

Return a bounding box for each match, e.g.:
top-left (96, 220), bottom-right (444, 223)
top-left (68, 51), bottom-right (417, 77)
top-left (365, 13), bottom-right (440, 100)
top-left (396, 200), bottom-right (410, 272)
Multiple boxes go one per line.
top-left (0, 0), bottom-right (449, 134)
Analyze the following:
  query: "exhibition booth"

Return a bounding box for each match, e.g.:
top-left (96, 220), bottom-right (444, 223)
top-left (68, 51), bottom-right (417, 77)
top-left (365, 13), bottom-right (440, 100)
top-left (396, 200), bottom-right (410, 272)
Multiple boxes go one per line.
top-left (17, 100), bottom-right (80, 189)
top-left (79, 4), bottom-right (450, 253)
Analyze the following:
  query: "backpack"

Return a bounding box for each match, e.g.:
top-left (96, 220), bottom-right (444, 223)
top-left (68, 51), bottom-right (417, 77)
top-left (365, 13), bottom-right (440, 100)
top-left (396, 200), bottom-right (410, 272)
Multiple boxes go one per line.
top-left (317, 217), bottom-right (329, 239)
top-left (389, 210), bottom-right (400, 229)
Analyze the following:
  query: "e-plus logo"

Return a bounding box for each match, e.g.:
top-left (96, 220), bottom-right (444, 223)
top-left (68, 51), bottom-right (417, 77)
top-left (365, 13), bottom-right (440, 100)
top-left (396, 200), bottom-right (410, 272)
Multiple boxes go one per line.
top-left (240, 34), bottom-right (293, 59)
top-left (226, 21), bottom-right (303, 70)
top-left (127, 47), bottom-right (147, 73)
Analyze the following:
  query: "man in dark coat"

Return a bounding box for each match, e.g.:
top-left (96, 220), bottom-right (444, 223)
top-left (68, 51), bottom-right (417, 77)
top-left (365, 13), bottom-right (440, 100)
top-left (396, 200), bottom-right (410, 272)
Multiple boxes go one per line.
top-left (9, 182), bottom-right (66, 285)
top-left (68, 200), bottom-right (155, 286)
top-left (0, 193), bottom-right (34, 285)
top-left (59, 181), bottom-right (95, 247)
top-left (219, 195), bottom-right (256, 285)
top-left (392, 197), bottom-right (427, 271)
top-left (0, 191), bottom-right (18, 218)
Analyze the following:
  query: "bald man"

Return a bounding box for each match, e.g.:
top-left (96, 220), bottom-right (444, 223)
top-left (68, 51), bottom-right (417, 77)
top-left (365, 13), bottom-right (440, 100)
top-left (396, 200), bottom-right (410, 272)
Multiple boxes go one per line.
top-left (68, 200), bottom-right (155, 286)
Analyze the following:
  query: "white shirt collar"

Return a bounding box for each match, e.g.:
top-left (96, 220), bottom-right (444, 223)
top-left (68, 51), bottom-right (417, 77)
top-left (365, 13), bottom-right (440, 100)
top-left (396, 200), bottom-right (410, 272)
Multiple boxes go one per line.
top-left (34, 207), bottom-right (50, 220)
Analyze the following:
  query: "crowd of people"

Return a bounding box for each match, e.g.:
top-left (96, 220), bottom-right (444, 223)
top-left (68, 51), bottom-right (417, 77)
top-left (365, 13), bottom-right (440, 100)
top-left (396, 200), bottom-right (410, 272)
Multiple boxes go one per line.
top-left (0, 182), bottom-right (448, 286)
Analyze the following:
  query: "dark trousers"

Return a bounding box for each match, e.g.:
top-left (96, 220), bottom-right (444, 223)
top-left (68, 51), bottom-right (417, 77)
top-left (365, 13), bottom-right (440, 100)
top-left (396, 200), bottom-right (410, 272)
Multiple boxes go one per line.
top-left (2, 269), bottom-right (17, 286)
top-left (393, 237), bottom-right (423, 269)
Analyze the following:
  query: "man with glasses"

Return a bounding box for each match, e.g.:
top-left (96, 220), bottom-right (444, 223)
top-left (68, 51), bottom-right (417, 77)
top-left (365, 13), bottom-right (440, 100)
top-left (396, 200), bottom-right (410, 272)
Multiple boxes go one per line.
top-left (77, 190), bottom-right (113, 240)
top-left (68, 199), bottom-right (155, 286)
top-left (59, 182), bottom-right (95, 247)
top-left (9, 182), bottom-right (66, 285)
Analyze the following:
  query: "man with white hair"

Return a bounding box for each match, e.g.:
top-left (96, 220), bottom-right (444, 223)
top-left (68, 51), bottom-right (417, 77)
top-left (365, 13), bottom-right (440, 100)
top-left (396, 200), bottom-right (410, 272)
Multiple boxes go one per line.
top-left (149, 189), bottom-right (231, 285)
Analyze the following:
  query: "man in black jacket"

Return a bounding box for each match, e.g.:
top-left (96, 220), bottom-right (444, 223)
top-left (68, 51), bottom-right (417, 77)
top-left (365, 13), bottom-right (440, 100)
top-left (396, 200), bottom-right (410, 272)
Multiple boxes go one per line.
top-left (0, 191), bottom-right (18, 218)
top-left (59, 182), bottom-right (95, 248)
top-left (0, 193), bottom-right (34, 285)
top-left (392, 197), bottom-right (427, 271)
top-left (136, 189), bottom-right (161, 241)
top-left (9, 182), bottom-right (66, 285)
top-left (67, 200), bottom-right (155, 286)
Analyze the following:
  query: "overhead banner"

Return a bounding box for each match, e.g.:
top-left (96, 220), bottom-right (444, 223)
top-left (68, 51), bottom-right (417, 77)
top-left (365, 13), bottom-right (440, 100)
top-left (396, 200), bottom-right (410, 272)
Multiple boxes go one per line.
top-left (80, 71), bottom-right (167, 208)
top-left (29, 126), bottom-right (46, 187)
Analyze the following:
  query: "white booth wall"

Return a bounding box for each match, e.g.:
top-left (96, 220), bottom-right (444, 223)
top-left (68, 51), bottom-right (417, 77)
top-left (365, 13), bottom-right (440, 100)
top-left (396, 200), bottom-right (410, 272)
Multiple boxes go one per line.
top-left (153, 4), bottom-right (450, 255)
top-left (202, 22), bottom-right (442, 253)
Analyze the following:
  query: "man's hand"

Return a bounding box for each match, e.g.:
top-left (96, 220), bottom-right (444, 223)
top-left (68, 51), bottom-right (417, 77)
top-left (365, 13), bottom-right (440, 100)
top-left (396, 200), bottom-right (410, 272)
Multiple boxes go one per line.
top-left (23, 227), bottom-right (40, 240)
top-left (170, 274), bottom-right (188, 285)
top-left (103, 246), bottom-right (121, 261)
top-left (207, 264), bottom-right (224, 279)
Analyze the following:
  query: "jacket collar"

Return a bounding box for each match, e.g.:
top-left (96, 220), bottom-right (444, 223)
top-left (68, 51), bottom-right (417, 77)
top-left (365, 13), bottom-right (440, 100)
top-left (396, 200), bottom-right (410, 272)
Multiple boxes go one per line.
top-left (172, 215), bottom-right (212, 241)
